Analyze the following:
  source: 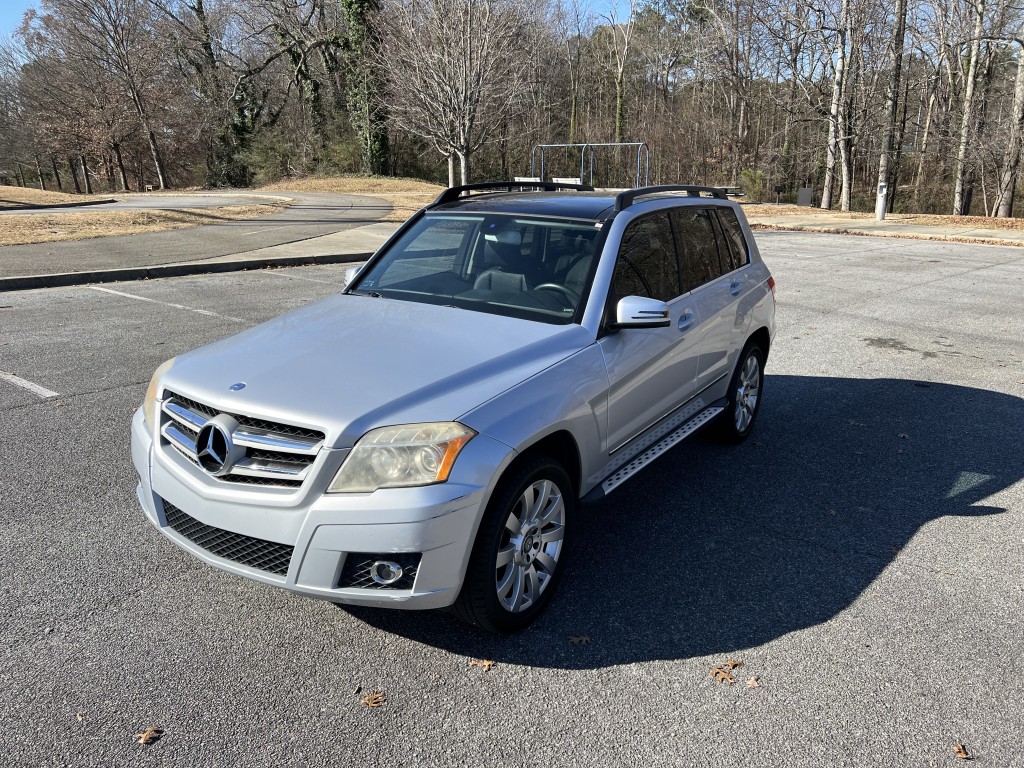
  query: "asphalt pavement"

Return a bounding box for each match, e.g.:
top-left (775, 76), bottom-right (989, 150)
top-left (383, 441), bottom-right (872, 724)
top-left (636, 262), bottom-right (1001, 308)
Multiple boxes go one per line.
top-left (0, 233), bottom-right (1022, 766)
top-left (0, 192), bottom-right (391, 278)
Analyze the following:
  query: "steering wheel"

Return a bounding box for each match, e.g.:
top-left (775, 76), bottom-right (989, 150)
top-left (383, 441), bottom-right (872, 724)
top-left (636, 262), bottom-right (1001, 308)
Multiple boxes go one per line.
top-left (533, 283), bottom-right (580, 307)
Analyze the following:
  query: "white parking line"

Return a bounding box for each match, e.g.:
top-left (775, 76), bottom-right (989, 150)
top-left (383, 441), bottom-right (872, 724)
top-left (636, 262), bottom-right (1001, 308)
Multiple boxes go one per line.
top-left (89, 286), bottom-right (245, 323)
top-left (262, 270), bottom-right (340, 285)
top-left (0, 371), bottom-right (60, 399)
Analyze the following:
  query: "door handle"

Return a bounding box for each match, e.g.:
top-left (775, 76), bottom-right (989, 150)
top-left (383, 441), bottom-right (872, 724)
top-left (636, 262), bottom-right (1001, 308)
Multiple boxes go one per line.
top-left (677, 311), bottom-right (696, 331)
top-left (730, 280), bottom-right (742, 295)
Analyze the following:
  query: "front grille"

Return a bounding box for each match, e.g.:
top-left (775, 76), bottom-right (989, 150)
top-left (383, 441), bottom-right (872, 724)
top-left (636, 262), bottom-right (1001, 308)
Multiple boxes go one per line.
top-left (160, 390), bottom-right (325, 489)
top-left (338, 553), bottom-right (421, 590)
top-left (162, 500), bottom-right (293, 576)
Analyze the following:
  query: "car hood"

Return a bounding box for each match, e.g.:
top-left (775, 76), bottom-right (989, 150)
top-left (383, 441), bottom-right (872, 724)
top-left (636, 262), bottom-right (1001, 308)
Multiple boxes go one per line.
top-left (161, 293), bottom-right (594, 447)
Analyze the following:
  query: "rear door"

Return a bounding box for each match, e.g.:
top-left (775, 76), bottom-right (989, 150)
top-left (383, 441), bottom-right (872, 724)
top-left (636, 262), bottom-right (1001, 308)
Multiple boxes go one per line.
top-left (598, 211), bottom-right (703, 453)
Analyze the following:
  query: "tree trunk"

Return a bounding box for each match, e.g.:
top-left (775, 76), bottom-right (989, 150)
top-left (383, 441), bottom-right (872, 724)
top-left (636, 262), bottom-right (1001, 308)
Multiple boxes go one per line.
top-left (34, 155), bottom-right (46, 191)
top-left (821, 0), bottom-right (849, 209)
top-left (80, 155), bottom-right (93, 194)
top-left (448, 153), bottom-right (456, 188)
top-left (50, 156), bottom-right (63, 192)
top-left (113, 143), bottom-right (130, 192)
top-left (953, 0), bottom-right (986, 215)
top-left (68, 157), bottom-right (82, 194)
top-left (458, 149), bottom-right (470, 186)
top-left (876, 0), bottom-right (908, 211)
top-left (995, 42), bottom-right (1024, 217)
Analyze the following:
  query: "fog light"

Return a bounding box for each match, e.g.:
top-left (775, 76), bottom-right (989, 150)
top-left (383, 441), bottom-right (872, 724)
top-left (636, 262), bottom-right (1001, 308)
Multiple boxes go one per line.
top-left (370, 560), bottom-right (404, 586)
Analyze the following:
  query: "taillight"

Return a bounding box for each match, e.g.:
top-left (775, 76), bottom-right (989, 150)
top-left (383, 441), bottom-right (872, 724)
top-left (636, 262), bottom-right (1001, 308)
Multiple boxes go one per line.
top-left (767, 276), bottom-right (776, 298)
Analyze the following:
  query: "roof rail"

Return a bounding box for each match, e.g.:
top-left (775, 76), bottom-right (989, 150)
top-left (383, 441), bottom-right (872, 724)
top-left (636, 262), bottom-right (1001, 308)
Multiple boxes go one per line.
top-left (429, 180), bottom-right (596, 208)
top-left (614, 185), bottom-right (727, 212)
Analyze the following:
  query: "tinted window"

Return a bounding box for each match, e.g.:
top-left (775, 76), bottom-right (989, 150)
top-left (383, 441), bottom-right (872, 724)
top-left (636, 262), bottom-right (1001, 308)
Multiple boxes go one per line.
top-left (613, 213), bottom-right (679, 302)
top-left (671, 208), bottom-right (724, 291)
top-left (716, 208), bottom-right (750, 272)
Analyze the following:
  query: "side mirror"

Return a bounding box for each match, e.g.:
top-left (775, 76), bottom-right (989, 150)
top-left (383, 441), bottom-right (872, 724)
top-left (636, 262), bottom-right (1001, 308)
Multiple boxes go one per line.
top-left (613, 295), bottom-right (671, 329)
top-left (342, 265), bottom-right (362, 289)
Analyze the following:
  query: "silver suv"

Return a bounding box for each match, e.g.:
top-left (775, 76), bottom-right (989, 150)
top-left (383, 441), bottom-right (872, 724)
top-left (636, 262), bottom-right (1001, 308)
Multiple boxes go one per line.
top-left (131, 182), bottom-right (776, 633)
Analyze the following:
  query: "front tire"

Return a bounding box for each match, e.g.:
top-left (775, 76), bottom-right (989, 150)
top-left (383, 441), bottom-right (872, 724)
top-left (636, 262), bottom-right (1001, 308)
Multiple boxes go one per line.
top-left (716, 343), bottom-right (765, 443)
top-left (453, 455), bottom-right (572, 634)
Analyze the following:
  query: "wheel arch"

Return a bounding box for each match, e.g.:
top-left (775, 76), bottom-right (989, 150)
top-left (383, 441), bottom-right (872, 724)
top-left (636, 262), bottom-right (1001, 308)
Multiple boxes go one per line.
top-left (748, 325), bottom-right (771, 361)
top-left (511, 430), bottom-right (583, 499)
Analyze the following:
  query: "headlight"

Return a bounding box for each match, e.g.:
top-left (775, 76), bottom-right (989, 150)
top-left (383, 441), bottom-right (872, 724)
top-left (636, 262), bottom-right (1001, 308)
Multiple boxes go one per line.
top-left (328, 422), bottom-right (476, 493)
top-left (143, 357), bottom-right (176, 432)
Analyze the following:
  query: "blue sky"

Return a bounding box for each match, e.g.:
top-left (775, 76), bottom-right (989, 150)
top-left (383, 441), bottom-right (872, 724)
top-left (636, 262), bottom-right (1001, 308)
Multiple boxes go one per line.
top-left (1, 0), bottom-right (36, 38)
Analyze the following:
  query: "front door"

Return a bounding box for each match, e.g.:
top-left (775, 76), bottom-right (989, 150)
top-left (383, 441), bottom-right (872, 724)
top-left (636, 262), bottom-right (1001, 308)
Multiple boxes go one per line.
top-left (598, 211), bottom-right (703, 454)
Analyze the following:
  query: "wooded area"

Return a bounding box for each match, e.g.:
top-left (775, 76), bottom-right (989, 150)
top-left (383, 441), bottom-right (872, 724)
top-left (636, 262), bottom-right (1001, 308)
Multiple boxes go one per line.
top-left (2, 0), bottom-right (1024, 215)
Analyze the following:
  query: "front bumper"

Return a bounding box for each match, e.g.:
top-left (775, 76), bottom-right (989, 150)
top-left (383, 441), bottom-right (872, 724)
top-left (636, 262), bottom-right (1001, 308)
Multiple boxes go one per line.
top-left (130, 408), bottom-right (512, 610)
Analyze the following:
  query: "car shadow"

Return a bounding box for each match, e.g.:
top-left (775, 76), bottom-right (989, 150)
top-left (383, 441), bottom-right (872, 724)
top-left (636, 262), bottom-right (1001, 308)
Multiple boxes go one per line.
top-left (343, 375), bottom-right (1024, 669)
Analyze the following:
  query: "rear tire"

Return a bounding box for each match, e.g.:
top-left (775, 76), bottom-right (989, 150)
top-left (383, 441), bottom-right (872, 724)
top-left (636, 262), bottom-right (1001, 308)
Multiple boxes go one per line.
top-left (716, 343), bottom-right (765, 443)
top-left (452, 455), bottom-right (572, 634)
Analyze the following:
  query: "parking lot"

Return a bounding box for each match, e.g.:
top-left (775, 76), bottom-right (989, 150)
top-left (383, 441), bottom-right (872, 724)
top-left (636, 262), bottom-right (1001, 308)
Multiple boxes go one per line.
top-left (1, 231), bottom-right (1022, 766)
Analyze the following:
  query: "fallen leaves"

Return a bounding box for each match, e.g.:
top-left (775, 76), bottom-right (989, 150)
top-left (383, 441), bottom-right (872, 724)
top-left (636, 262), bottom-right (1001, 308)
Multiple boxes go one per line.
top-left (711, 659), bottom-right (760, 689)
top-left (710, 666), bottom-right (735, 685)
top-left (468, 659), bottom-right (496, 671)
top-left (135, 727), bottom-right (163, 745)
top-left (360, 690), bottom-right (386, 708)
top-left (568, 634), bottom-right (591, 646)
top-left (898, 433), bottom-right (910, 440)
top-left (952, 743), bottom-right (973, 760)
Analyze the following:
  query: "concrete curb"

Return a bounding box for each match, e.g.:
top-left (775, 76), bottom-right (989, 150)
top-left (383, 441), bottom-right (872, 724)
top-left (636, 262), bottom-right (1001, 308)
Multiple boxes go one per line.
top-left (747, 221), bottom-right (1024, 248)
top-left (0, 198), bottom-right (117, 212)
top-left (0, 251), bottom-right (372, 292)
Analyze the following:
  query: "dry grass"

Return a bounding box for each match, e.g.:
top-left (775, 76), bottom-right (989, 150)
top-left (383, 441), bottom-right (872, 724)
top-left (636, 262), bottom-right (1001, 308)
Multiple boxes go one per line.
top-left (0, 204), bottom-right (286, 246)
top-left (261, 175), bottom-right (443, 195)
top-left (0, 184), bottom-right (100, 209)
top-left (743, 203), bottom-right (1024, 231)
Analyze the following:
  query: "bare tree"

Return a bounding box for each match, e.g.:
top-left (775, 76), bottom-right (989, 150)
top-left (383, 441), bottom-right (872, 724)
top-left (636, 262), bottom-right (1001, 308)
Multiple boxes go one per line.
top-left (378, 0), bottom-right (536, 185)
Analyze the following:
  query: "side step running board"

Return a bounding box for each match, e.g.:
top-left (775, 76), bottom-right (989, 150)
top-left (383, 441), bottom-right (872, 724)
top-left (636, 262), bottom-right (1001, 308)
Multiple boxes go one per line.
top-left (583, 404), bottom-right (724, 504)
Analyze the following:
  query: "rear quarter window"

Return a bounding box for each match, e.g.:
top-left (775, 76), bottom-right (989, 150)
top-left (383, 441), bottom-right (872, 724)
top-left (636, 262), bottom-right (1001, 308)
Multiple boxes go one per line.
top-left (715, 208), bottom-right (750, 272)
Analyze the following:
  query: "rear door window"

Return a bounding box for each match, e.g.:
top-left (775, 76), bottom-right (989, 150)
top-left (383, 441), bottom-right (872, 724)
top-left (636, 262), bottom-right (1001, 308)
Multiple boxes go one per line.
top-left (671, 208), bottom-right (725, 291)
top-left (613, 212), bottom-right (680, 302)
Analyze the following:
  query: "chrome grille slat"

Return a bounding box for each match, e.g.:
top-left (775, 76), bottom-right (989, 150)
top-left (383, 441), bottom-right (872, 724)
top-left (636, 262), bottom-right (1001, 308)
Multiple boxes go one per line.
top-left (160, 390), bottom-right (324, 489)
top-left (232, 428), bottom-right (321, 455)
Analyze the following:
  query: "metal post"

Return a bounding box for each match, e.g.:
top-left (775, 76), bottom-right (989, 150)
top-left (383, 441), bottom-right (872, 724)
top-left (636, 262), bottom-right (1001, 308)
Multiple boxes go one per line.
top-left (875, 182), bottom-right (888, 221)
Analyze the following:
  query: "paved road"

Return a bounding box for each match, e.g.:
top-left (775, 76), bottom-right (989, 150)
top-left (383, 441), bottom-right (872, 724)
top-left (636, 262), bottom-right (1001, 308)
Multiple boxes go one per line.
top-left (1, 233), bottom-right (1022, 766)
top-left (0, 192), bottom-right (390, 278)
top-left (0, 191), bottom-right (291, 215)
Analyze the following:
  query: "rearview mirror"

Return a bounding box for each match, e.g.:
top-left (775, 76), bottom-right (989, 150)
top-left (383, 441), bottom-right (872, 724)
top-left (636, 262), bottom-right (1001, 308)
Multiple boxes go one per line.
top-left (614, 296), bottom-right (671, 329)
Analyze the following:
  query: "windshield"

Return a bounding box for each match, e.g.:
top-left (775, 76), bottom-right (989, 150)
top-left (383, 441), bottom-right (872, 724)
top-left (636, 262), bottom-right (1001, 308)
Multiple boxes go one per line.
top-left (351, 213), bottom-right (602, 324)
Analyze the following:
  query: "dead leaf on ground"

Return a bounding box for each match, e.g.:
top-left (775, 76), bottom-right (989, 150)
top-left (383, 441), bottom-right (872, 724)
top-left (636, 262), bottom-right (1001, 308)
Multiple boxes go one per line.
top-left (952, 743), bottom-right (973, 760)
top-left (898, 433), bottom-right (910, 439)
top-left (568, 634), bottom-right (590, 646)
top-left (724, 659), bottom-right (744, 670)
top-left (353, 685), bottom-right (362, 695)
top-left (745, 676), bottom-right (761, 689)
top-left (360, 690), bottom-right (386, 708)
top-left (76, 712), bottom-right (84, 722)
top-left (468, 659), bottom-right (496, 670)
top-left (135, 727), bottom-right (163, 745)
top-left (710, 667), bottom-right (735, 685)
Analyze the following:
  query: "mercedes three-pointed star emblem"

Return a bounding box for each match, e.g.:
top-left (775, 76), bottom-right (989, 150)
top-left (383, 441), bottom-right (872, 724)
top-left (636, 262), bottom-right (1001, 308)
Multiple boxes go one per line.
top-left (196, 422), bottom-right (233, 475)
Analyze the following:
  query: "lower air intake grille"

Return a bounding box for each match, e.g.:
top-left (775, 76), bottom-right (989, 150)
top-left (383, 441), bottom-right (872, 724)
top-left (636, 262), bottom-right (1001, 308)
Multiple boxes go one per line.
top-left (162, 500), bottom-right (293, 577)
top-left (338, 552), bottom-right (421, 590)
